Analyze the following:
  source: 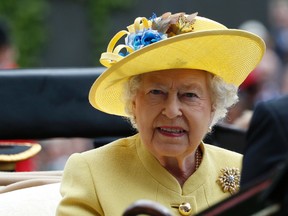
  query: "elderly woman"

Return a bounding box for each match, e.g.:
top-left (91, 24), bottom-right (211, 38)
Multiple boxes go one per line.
top-left (56, 12), bottom-right (265, 216)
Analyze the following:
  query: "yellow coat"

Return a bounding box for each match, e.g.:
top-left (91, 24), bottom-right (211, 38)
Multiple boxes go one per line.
top-left (56, 134), bottom-right (242, 216)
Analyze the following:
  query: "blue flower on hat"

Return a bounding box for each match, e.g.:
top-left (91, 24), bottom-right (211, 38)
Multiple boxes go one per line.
top-left (126, 29), bottom-right (167, 51)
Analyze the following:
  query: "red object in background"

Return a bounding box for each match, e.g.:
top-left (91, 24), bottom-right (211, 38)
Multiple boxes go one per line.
top-left (239, 68), bottom-right (260, 91)
top-left (15, 156), bottom-right (37, 172)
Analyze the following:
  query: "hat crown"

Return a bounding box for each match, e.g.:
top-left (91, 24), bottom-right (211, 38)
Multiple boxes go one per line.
top-left (100, 12), bottom-right (227, 68)
top-left (189, 16), bottom-right (227, 31)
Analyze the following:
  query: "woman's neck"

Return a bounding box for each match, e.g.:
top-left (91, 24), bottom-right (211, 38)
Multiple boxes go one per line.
top-left (159, 148), bottom-right (202, 187)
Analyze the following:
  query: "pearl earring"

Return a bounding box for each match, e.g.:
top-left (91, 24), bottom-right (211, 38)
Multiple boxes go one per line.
top-left (208, 126), bottom-right (212, 132)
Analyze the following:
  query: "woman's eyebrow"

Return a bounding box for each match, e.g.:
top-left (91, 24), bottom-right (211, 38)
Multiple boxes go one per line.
top-left (181, 82), bottom-right (205, 91)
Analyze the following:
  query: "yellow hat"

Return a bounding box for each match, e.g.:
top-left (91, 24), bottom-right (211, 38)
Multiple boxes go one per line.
top-left (89, 12), bottom-right (266, 116)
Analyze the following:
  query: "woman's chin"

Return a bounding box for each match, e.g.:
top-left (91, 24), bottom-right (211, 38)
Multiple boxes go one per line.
top-left (153, 143), bottom-right (187, 158)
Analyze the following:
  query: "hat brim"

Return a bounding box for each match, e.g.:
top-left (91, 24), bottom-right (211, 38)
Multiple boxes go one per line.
top-left (89, 29), bottom-right (265, 116)
top-left (0, 142), bottom-right (41, 162)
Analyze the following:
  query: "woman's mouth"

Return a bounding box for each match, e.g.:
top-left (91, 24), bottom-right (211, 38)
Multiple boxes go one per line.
top-left (157, 127), bottom-right (186, 137)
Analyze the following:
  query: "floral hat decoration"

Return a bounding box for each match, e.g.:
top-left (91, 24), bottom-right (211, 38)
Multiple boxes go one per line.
top-left (89, 12), bottom-right (266, 116)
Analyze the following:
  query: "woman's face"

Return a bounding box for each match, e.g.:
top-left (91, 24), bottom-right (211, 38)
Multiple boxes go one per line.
top-left (132, 69), bottom-right (215, 160)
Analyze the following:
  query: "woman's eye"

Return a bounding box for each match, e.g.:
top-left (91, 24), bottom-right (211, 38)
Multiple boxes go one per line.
top-left (183, 92), bottom-right (198, 98)
top-left (149, 89), bottom-right (163, 95)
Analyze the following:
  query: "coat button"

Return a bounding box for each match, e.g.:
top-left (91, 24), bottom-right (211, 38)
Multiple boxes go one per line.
top-left (178, 202), bottom-right (192, 216)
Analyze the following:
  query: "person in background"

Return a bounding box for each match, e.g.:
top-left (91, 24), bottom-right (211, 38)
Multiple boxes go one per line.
top-left (0, 20), bottom-right (39, 172)
top-left (268, 0), bottom-right (288, 64)
top-left (0, 20), bottom-right (18, 69)
top-left (56, 11), bottom-right (265, 216)
top-left (224, 19), bottom-right (283, 130)
top-left (241, 95), bottom-right (288, 187)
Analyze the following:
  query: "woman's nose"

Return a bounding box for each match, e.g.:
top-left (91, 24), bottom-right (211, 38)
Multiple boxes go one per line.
top-left (161, 94), bottom-right (182, 119)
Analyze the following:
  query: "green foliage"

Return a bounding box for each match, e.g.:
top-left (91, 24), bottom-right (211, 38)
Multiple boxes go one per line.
top-left (0, 0), bottom-right (48, 67)
top-left (0, 0), bottom-right (132, 67)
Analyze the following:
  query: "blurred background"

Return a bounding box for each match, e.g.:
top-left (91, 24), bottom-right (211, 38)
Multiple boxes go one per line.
top-left (2, 0), bottom-right (288, 171)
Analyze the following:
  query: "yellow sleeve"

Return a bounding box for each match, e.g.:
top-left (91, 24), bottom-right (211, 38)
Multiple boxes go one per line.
top-left (56, 153), bottom-right (103, 216)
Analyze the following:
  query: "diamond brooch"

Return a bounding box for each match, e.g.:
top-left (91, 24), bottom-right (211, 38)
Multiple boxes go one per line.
top-left (217, 167), bottom-right (240, 194)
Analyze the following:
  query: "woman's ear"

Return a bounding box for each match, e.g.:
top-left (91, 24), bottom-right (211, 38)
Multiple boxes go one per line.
top-left (209, 104), bottom-right (216, 125)
top-left (131, 97), bottom-right (138, 126)
top-left (131, 97), bottom-right (137, 117)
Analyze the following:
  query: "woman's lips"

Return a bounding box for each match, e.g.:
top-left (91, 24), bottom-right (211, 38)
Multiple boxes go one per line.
top-left (157, 127), bottom-right (186, 137)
